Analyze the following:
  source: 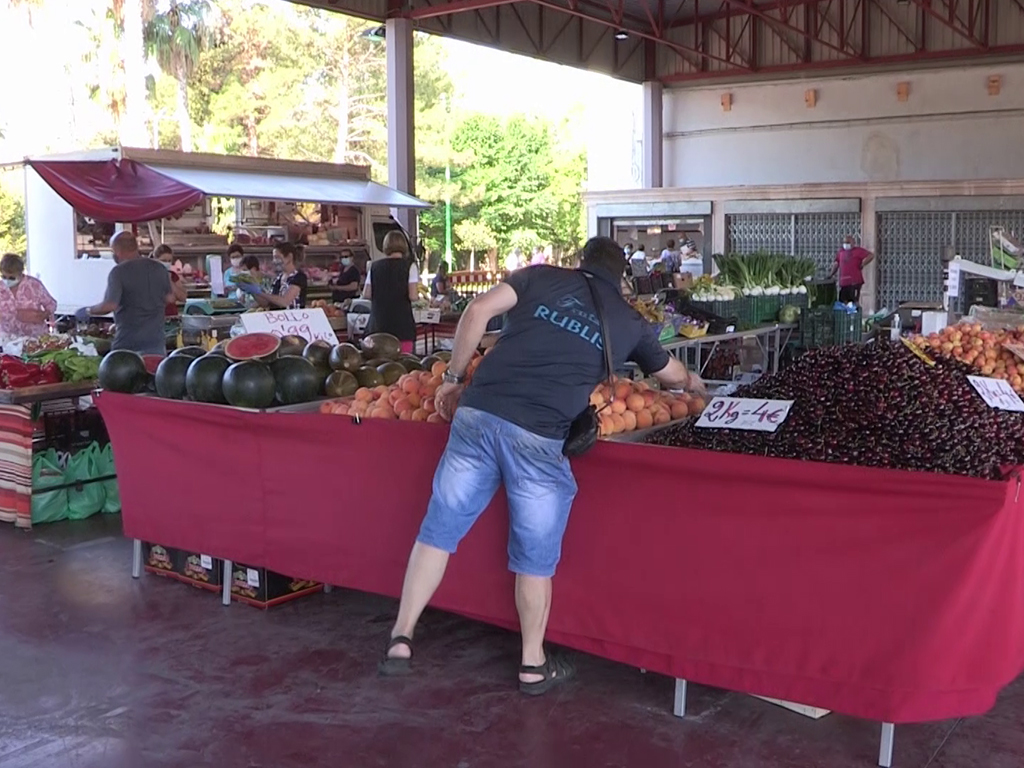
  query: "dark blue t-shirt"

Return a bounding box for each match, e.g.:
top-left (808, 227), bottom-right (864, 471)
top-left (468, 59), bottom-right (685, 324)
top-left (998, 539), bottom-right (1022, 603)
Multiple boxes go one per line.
top-left (460, 265), bottom-right (670, 439)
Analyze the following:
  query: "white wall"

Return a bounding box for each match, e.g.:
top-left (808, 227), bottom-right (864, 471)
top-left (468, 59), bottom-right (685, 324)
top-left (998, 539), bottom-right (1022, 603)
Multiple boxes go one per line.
top-left (584, 81), bottom-right (644, 192)
top-left (663, 64), bottom-right (1024, 188)
top-left (25, 168), bottom-right (114, 311)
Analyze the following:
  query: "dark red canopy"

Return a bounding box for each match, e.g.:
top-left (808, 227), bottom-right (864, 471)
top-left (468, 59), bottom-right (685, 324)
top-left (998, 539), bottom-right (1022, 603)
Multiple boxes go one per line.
top-left (28, 159), bottom-right (204, 222)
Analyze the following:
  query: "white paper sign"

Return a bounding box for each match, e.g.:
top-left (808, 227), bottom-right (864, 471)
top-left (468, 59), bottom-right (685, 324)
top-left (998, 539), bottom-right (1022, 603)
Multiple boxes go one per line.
top-left (240, 307), bottom-right (336, 343)
top-left (200, 554), bottom-right (213, 570)
top-left (246, 568), bottom-right (260, 588)
top-left (209, 255), bottom-right (225, 296)
top-left (967, 375), bottom-right (1024, 411)
top-left (694, 396), bottom-right (795, 432)
top-left (946, 262), bottom-right (960, 298)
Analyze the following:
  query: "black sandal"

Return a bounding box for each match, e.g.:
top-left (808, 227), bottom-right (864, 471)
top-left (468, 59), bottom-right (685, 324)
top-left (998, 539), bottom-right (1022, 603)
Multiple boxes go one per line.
top-left (378, 635), bottom-right (414, 677)
top-left (518, 653), bottom-right (576, 696)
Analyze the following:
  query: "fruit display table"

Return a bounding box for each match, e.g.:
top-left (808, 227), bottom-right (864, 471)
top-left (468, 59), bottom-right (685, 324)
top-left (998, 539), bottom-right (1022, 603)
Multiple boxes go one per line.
top-left (97, 390), bottom-right (1024, 766)
top-left (0, 382), bottom-right (100, 529)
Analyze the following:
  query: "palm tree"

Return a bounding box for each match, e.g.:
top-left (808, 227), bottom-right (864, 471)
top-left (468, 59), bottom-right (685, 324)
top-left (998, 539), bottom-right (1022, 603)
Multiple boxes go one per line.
top-left (145, 0), bottom-right (214, 152)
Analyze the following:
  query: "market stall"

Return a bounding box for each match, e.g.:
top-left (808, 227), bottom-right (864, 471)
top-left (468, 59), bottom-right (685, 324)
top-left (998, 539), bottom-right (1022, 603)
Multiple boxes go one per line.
top-left (89, 330), bottom-right (1024, 766)
top-left (95, 388), bottom-right (1024, 757)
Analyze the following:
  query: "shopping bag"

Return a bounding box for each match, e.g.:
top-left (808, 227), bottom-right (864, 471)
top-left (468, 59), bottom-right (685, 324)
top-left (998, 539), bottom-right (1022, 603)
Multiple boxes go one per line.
top-left (31, 448), bottom-right (69, 525)
top-left (98, 442), bottom-right (121, 514)
top-left (66, 442), bottom-right (106, 521)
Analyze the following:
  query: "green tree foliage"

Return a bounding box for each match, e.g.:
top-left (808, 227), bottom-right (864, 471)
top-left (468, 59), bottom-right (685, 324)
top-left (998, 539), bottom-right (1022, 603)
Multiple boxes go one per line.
top-left (0, 180), bottom-right (27, 256)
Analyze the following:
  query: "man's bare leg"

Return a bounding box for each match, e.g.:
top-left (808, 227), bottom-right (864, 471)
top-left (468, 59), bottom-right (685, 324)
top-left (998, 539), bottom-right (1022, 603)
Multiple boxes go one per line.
top-left (387, 542), bottom-right (450, 660)
top-left (515, 574), bottom-right (553, 684)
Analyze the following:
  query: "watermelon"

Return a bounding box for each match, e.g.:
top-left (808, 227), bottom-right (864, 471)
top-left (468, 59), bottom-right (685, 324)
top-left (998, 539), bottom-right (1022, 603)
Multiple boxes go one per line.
top-left (303, 340), bottom-right (332, 369)
top-left (354, 365), bottom-right (384, 388)
top-left (328, 343), bottom-right (362, 372)
top-left (98, 350), bottom-right (147, 394)
top-left (270, 356), bottom-right (321, 405)
top-left (223, 361), bottom-right (276, 409)
top-left (142, 354), bottom-right (164, 375)
top-left (325, 370), bottom-right (358, 398)
top-left (278, 334), bottom-right (308, 357)
top-left (171, 346), bottom-right (206, 359)
top-left (154, 355), bottom-right (192, 399)
top-left (185, 355), bottom-right (231, 403)
top-left (360, 333), bottom-right (401, 360)
top-left (223, 333), bottom-right (282, 362)
top-left (377, 361), bottom-right (406, 386)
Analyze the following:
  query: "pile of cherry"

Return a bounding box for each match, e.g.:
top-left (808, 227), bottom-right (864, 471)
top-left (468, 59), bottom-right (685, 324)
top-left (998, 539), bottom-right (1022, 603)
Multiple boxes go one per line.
top-left (646, 341), bottom-right (1024, 479)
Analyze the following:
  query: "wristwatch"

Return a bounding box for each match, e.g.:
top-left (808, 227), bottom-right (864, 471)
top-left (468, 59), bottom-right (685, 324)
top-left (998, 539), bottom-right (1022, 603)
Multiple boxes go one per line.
top-left (442, 368), bottom-right (466, 385)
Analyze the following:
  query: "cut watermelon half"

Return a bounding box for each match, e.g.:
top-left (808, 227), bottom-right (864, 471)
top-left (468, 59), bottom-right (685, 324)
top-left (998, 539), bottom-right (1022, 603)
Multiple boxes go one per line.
top-left (142, 354), bottom-right (165, 375)
top-left (224, 333), bottom-right (282, 362)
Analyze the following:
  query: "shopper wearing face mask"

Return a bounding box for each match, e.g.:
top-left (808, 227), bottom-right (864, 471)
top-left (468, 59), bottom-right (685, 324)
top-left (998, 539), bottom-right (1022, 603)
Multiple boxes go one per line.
top-left (223, 244), bottom-right (245, 298)
top-left (153, 244), bottom-right (188, 316)
top-left (243, 242), bottom-right (308, 310)
top-left (0, 253), bottom-right (57, 339)
top-left (330, 250), bottom-right (361, 302)
top-left (829, 235), bottom-right (874, 305)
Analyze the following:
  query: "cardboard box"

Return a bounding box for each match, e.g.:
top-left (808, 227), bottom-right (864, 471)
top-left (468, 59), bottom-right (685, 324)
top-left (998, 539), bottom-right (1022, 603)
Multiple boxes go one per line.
top-left (230, 563), bottom-right (322, 609)
top-left (413, 308), bottom-right (442, 324)
top-left (143, 543), bottom-right (180, 578)
top-left (178, 551), bottom-right (222, 592)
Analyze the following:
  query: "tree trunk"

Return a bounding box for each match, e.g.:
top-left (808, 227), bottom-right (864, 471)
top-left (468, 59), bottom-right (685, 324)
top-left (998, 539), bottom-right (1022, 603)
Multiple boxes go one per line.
top-left (120, 0), bottom-right (150, 147)
top-left (175, 70), bottom-right (193, 152)
top-left (332, 79), bottom-right (350, 165)
top-left (245, 116), bottom-right (258, 157)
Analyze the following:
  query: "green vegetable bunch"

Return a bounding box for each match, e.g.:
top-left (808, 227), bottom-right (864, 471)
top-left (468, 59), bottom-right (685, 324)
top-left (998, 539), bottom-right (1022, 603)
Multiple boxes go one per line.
top-left (29, 349), bottom-right (101, 383)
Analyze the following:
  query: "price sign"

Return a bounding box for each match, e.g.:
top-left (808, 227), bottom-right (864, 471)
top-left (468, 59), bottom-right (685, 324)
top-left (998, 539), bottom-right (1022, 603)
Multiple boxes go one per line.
top-left (200, 554), bottom-right (213, 570)
top-left (694, 397), bottom-right (794, 432)
top-left (240, 307), bottom-right (336, 343)
top-left (946, 261), bottom-right (961, 298)
top-left (1004, 343), bottom-right (1024, 363)
top-left (967, 375), bottom-right (1024, 412)
top-left (246, 568), bottom-right (260, 588)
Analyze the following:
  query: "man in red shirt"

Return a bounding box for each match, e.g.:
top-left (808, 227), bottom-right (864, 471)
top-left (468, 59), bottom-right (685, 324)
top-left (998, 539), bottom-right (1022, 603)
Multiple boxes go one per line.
top-left (829, 235), bottom-right (874, 305)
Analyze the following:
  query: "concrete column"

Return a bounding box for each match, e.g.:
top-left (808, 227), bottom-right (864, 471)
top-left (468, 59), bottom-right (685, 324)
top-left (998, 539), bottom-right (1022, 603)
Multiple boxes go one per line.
top-left (860, 195), bottom-right (878, 314)
top-left (642, 81), bottom-right (663, 189)
top-left (386, 17), bottom-right (415, 236)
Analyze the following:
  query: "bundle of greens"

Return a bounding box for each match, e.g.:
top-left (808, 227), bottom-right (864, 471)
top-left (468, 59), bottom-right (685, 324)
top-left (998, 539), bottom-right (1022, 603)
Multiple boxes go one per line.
top-left (713, 253), bottom-right (816, 297)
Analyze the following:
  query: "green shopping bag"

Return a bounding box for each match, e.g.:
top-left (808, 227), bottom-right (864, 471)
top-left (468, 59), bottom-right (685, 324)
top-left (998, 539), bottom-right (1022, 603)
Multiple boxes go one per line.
top-left (66, 442), bottom-right (106, 521)
top-left (31, 448), bottom-right (69, 525)
top-left (98, 442), bottom-right (121, 514)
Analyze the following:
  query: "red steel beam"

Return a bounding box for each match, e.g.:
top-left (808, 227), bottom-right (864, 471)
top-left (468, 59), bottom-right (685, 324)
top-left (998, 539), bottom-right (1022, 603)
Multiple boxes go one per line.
top-left (662, 40), bottom-right (1024, 82)
top-left (904, 0), bottom-right (984, 47)
top-left (406, 0), bottom-right (520, 19)
top-left (530, 0), bottom-right (751, 69)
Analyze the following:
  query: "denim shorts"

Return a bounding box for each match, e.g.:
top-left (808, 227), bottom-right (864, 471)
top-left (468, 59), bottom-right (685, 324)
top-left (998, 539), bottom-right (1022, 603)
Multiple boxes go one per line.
top-left (417, 407), bottom-right (578, 578)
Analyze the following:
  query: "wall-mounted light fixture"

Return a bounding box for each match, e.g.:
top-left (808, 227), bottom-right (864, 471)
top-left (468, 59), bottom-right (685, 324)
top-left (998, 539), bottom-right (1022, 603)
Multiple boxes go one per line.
top-left (805, 89), bottom-right (817, 108)
top-left (721, 93), bottom-right (732, 111)
top-left (897, 82), bottom-right (910, 102)
top-left (988, 75), bottom-right (1002, 95)
top-left (362, 25), bottom-right (386, 41)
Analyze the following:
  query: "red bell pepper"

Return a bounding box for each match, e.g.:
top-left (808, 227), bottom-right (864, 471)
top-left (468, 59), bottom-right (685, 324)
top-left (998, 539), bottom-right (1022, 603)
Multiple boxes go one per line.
top-left (38, 361), bottom-right (63, 385)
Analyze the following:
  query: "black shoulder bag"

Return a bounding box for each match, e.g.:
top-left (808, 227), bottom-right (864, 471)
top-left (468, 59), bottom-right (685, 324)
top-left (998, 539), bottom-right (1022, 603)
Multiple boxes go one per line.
top-left (563, 272), bottom-right (615, 457)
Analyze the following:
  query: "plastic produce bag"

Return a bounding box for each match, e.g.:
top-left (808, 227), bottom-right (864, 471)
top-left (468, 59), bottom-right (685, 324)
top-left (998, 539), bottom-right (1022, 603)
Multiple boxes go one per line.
top-left (31, 448), bottom-right (69, 525)
top-left (66, 442), bottom-right (106, 521)
top-left (98, 442), bottom-right (121, 514)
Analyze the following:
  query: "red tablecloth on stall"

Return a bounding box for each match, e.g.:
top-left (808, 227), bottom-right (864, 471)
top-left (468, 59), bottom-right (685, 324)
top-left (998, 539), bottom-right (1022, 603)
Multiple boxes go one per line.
top-left (96, 392), bottom-right (1024, 723)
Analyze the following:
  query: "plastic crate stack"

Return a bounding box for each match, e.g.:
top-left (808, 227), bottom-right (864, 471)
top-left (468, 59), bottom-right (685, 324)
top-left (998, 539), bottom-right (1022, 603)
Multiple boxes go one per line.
top-left (798, 307), bottom-right (863, 350)
top-left (690, 294), bottom-right (810, 329)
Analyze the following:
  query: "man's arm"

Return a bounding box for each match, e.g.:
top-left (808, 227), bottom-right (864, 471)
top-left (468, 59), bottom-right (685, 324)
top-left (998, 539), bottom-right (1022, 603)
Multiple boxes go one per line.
top-left (651, 357), bottom-right (706, 396)
top-left (860, 250), bottom-right (875, 267)
top-left (631, 326), bottom-right (706, 395)
top-left (88, 269), bottom-right (122, 316)
top-left (435, 283), bottom-right (519, 421)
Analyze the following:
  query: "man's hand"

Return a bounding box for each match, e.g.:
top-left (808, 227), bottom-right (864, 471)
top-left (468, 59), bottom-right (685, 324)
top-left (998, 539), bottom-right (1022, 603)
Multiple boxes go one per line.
top-left (435, 381), bottom-right (464, 422)
top-left (74, 307), bottom-right (91, 324)
top-left (686, 371), bottom-right (707, 397)
top-left (17, 309), bottom-right (48, 324)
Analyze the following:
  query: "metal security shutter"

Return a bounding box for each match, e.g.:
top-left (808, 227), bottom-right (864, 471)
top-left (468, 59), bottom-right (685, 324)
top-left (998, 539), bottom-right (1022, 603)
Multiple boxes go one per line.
top-left (876, 212), bottom-right (951, 310)
top-left (953, 211), bottom-right (1024, 264)
top-left (793, 213), bottom-right (861, 278)
top-left (726, 214), bottom-right (791, 254)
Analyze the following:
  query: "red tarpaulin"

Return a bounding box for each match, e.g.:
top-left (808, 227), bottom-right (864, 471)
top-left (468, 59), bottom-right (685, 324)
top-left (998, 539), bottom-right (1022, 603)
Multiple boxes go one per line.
top-left (96, 392), bottom-right (1024, 724)
top-left (28, 159), bottom-right (204, 222)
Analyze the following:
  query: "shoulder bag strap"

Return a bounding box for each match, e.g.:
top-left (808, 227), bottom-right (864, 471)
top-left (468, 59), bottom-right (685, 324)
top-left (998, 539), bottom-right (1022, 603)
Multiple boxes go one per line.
top-left (582, 272), bottom-right (615, 390)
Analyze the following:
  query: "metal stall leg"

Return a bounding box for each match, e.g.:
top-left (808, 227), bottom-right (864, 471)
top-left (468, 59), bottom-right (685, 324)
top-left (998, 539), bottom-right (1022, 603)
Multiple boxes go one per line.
top-left (773, 326), bottom-right (782, 373)
top-left (222, 560), bottom-right (232, 606)
top-left (131, 539), bottom-right (142, 579)
top-left (878, 722), bottom-right (895, 768)
top-left (673, 678), bottom-right (687, 718)
top-left (323, 584), bottom-right (333, 593)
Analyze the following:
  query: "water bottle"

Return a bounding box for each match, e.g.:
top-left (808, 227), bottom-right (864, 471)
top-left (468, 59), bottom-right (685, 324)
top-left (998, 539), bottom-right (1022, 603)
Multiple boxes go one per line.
top-left (890, 312), bottom-right (902, 341)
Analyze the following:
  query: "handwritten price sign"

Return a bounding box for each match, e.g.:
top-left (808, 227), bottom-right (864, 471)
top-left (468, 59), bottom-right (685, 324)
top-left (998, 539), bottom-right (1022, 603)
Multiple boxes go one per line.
top-left (694, 396), bottom-right (794, 432)
top-left (239, 308), bottom-right (337, 343)
top-left (967, 375), bottom-right (1024, 412)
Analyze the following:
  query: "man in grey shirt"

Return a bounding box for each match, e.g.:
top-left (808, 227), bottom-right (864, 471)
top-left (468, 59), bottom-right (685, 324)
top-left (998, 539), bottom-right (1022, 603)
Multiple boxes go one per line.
top-left (76, 232), bottom-right (173, 355)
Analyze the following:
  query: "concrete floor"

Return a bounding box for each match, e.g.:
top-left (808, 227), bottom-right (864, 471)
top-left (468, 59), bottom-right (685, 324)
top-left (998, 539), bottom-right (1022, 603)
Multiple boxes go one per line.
top-left (1, 517), bottom-right (1022, 768)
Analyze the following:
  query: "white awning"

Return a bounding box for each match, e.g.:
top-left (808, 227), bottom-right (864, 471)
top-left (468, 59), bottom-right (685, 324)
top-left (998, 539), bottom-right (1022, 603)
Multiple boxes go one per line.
top-left (149, 164), bottom-right (430, 209)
